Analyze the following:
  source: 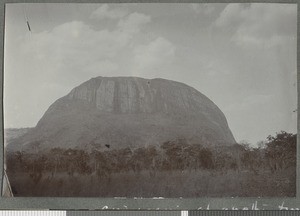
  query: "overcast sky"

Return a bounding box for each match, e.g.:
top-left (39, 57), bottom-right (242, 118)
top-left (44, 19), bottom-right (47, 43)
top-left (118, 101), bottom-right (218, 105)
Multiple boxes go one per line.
top-left (4, 3), bottom-right (297, 145)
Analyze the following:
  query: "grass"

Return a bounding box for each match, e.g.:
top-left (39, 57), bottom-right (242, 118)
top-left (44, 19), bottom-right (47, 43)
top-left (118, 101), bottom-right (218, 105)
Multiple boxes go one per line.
top-left (7, 167), bottom-right (295, 197)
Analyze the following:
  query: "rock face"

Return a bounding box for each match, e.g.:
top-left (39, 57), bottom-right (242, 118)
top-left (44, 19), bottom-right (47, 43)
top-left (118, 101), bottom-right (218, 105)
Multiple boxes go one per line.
top-left (8, 77), bottom-right (236, 152)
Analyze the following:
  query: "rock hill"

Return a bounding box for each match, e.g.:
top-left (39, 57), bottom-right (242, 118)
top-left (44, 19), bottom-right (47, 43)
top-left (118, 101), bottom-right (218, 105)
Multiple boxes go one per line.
top-left (7, 77), bottom-right (236, 152)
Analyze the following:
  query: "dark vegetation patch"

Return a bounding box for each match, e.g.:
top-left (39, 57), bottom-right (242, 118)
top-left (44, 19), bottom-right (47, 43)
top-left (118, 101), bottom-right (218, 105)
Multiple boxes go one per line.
top-left (6, 131), bottom-right (296, 197)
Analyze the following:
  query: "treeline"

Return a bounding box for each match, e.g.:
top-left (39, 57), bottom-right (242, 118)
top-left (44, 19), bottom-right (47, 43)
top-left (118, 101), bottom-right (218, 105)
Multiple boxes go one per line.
top-left (6, 131), bottom-right (296, 184)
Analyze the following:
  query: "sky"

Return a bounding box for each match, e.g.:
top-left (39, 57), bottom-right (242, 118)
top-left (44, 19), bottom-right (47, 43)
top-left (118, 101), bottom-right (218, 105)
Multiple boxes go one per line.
top-left (4, 3), bottom-right (297, 145)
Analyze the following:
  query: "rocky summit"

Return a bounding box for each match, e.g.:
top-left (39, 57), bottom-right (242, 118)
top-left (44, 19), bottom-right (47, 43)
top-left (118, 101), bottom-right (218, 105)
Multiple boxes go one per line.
top-left (8, 77), bottom-right (236, 152)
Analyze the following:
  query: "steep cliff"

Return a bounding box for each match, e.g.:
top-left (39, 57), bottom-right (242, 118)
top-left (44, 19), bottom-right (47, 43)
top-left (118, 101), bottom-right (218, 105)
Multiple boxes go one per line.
top-left (8, 77), bottom-right (236, 152)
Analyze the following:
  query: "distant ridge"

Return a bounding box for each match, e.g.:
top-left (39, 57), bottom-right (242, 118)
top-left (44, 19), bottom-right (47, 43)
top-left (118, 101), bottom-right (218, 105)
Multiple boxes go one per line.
top-left (5, 128), bottom-right (32, 147)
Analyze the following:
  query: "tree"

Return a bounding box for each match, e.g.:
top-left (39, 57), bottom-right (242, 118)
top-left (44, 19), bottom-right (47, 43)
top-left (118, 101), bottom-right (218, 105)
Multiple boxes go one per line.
top-left (50, 148), bottom-right (64, 178)
top-left (129, 148), bottom-right (147, 173)
top-left (62, 149), bottom-right (90, 176)
top-left (198, 148), bottom-right (214, 169)
top-left (161, 140), bottom-right (189, 170)
top-left (257, 140), bottom-right (266, 149)
top-left (117, 147), bottom-right (133, 171)
top-left (265, 131), bottom-right (296, 172)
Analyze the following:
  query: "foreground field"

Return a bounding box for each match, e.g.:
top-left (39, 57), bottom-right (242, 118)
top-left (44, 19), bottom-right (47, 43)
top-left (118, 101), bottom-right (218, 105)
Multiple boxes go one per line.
top-left (8, 168), bottom-right (295, 197)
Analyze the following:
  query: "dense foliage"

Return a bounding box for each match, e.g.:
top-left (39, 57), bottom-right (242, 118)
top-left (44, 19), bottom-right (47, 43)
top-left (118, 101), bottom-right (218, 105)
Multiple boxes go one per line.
top-left (7, 131), bottom-right (296, 185)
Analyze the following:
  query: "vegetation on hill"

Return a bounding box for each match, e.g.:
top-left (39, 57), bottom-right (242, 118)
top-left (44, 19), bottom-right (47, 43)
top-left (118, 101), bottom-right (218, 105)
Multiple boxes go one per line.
top-left (6, 131), bottom-right (296, 197)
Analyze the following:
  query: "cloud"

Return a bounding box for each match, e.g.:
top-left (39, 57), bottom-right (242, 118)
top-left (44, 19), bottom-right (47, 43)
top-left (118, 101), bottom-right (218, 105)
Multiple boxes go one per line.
top-left (19, 12), bottom-right (151, 81)
top-left (189, 3), bottom-right (215, 15)
top-left (85, 60), bottom-right (119, 76)
top-left (132, 37), bottom-right (176, 73)
top-left (5, 9), bottom-right (153, 127)
top-left (89, 4), bottom-right (151, 38)
top-left (117, 12), bottom-right (151, 35)
top-left (215, 4), bottom-right (244, 27)
top-left (215, 3), bottom-right (297, 48)
top-left (90, 4), bottom-right (128, 20)
top-left (20, 21), bottom-right (122, 81)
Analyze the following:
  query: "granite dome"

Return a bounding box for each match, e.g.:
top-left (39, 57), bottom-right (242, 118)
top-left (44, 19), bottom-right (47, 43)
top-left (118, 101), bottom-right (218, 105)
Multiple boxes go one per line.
top-left (8, 77), bottom-right (236, 152)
